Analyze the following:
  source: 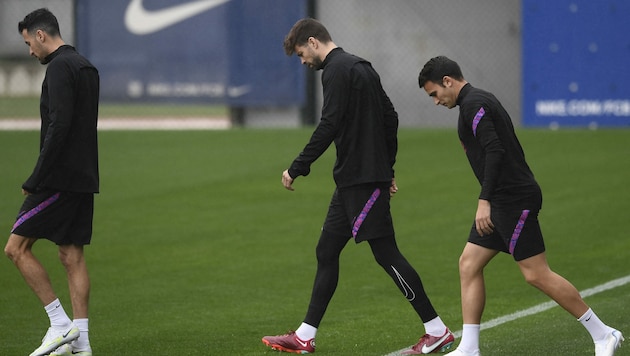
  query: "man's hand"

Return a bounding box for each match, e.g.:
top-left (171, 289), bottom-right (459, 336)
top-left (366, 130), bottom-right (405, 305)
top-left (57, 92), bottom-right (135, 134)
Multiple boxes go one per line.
top-left (21, 188), bottom-right (30, 196)
top-left (281, 169), bottom-right (295, 191)
top-left (389, 178), bottom-right (398, 197)
top-left (475, 199), bottom-right (494, 236)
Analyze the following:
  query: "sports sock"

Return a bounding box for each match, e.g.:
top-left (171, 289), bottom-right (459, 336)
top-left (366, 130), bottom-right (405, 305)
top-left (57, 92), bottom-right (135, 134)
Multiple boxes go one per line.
top-left (457, 324), bottom-right (480, 354)
top-left (578, 308), bottom-right (613, 342)
top-left (72, 318), bottom-right (91, 351)
top-left (44, 299), bottom-right (72, 328)
top-left (424, 316), bottom-right (448, 337)
top-left (296, 322), bottom-right (317, 340)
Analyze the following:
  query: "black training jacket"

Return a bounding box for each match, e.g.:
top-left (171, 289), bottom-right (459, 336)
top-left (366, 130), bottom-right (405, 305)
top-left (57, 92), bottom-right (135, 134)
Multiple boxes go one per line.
top-left (288, 48), bottom-right (398, 188)
top-left (457, 83), bottom-right (541, 208)
top-left (23, 45), bottom-right (100, 194)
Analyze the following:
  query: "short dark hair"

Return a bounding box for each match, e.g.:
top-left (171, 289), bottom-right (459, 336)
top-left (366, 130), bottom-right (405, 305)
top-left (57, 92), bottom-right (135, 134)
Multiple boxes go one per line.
top-left (18, 8), bottom-right (61, 37)
top-left (418, 56), bottom-right (464, 88)
top-left (283, 18), bottom-right (332, 55)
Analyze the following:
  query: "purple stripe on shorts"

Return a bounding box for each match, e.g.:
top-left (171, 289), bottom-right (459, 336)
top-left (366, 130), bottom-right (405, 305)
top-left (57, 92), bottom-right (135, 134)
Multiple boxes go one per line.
top-left (472, 107), bottom-right (486, 137)
top-left (352, 188), bottom-right (381, 238)
top-left (509, 209), bottom-right (530, 255)
top-left (11, 192), bottom-right (61, 233)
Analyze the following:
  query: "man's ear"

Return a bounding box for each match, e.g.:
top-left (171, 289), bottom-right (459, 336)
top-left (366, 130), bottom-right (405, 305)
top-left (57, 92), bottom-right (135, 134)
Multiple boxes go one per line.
top-left (36, 29), bottom-right (46, 43)
top-left (442, 76), bottom-right (452, 88)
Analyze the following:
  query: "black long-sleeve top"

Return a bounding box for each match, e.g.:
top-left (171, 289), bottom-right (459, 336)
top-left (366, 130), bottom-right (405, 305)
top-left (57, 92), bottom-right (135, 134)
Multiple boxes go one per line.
top-left (23, 45), bottom-right (100, 193)
top-left (457, 83), bottom-right (540, 208)
top-left (288, 48), bottom-right (398, 188)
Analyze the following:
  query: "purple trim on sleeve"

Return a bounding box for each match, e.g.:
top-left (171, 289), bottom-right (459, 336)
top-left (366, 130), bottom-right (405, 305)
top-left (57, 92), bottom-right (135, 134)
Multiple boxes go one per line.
top-left (472, 107), bottom-right (486, 137)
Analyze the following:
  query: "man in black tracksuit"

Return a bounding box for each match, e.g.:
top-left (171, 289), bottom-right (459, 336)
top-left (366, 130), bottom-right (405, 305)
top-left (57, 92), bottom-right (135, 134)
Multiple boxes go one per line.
top-left (262, 18), bottom-right (454, 355)
top-left (5, 8), bottom-right (98, 356)
top-left (417, 55), bottom-right (623, 356)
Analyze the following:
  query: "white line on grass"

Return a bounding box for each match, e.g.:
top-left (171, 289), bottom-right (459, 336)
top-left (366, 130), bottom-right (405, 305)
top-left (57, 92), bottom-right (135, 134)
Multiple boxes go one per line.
top-left (384, 274), bottom-right (630, 356)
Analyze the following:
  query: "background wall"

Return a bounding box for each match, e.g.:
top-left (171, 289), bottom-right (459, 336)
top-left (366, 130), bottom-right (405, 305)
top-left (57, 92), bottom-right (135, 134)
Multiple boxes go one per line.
top-left (0, 0), bottom-right (73, 96)
top-left (0, 0), bottom-right (74, 57)
top-left (2, 0), bottom-right (522, 128)
top-left (316, 0), bottom-right (521, 127)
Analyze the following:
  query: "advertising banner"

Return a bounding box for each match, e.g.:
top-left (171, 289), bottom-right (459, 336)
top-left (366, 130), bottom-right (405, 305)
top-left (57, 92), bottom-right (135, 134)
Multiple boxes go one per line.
top-left (76, 0), bottom-right (306, 106)
top-left (522, 0), bottom-right (630, 127)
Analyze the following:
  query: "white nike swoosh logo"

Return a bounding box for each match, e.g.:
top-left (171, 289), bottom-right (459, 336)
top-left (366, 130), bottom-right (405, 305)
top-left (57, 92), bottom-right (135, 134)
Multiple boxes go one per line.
top-left (296, 339), bottom-right (309, 348)
top-left (125, 0), bottom-right (230, 35)
top-left (420, 333), bottom-right (450, 354)
top-left (392, 266), bottom-right (416, 302)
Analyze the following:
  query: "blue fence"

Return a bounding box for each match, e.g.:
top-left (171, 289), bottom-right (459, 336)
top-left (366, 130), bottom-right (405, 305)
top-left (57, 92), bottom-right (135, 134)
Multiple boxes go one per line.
top-left (522, 0), bottom-right (630, 127)
top-left (76, 0), bottom-right (306, 106)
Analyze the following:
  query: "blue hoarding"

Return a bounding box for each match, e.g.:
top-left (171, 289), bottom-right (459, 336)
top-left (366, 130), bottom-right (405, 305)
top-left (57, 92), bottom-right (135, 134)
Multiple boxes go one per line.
top-left (76, 0), bottom-right (306, 106)
top-left (522, 0), bottom-right (630, 127)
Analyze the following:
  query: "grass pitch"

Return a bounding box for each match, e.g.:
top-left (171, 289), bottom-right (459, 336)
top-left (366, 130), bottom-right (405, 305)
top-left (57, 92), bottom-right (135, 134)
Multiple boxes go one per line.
top-left (0, 128), bottom-right (628, 355)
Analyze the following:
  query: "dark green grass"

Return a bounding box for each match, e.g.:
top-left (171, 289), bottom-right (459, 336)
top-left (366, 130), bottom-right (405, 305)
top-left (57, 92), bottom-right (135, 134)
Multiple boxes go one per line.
top-left (0, 128), bottom-right (628, 355)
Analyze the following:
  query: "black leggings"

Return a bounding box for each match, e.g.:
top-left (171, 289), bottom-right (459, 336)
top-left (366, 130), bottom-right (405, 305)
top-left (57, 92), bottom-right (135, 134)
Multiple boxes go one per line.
top-left (303, 230), bottom-right (439, 328)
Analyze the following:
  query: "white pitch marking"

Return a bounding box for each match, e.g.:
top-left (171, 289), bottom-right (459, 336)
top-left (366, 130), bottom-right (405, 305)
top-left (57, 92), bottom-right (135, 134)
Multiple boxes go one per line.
top-left (384, 274), bottom-right (630, 356)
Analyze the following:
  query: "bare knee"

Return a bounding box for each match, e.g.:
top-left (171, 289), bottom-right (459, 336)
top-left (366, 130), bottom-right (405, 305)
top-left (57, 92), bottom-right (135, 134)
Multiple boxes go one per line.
top-left (521, 268), bottom-right (552, 289)
top-left (4, 234), bottom-right (32, 263)
top-left (518, 254), bottom-right (553, 289)
top-left (458, 252), bottom-right (483, 279)
top-left (58, 245), bottom-right (85, 268)
top-left (58, 250), bottom-right (72, 267)
top-left (521, 271), bottom-right (537, 286)
top-left (458, 243), bottom-right (498, 281)
top-left (4, 243), bottom-right (16, 261)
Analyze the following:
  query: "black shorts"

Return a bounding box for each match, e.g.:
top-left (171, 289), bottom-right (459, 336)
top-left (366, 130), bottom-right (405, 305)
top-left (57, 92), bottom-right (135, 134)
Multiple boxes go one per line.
top-left (11, 190), bottom-right (94, 246)
top-left (322, 183), bottom-right (394, 243)
top-left (467, 207), bottom-right (545, 261)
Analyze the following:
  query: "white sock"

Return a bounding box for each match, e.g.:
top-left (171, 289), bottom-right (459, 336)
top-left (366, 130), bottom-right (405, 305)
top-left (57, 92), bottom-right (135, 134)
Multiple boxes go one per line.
top-left (44, 299), bottom-right (72, 328)
top-left (295, 322), bottom-right (317, 340)
top-left (72, 318), bottom-right (91, 351)
top-left (457, 324), bottom-right (480, 353)
top-left (578, 308), bottom-right (613, 342)
top-left (424, 316), bottom-right (448, 336)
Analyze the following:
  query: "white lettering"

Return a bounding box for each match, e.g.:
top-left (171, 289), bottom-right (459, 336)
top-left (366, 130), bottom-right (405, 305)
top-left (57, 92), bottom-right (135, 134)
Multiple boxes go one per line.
top-left (602, 100), bottom-right (630, 116)
top-left (536, 99), bottom-right (630, 117)
top-left (145, 82), bottom-right (226, 97)
top-left (147, 83), bottom-right (171, 96)
top-left (567, 100), bottom-right (602, 116)
top-left (536, 100), bottom-right (566, 116)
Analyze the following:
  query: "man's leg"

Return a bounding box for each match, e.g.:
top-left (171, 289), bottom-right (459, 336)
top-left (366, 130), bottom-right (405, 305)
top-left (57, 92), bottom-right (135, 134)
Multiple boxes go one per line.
top-left (517, 252), bottom-right (624, 355)
top-left (369, 237), bottom-right (455, 355)
top-left (58, 244), bottom-right (92, 353)
top-left (517, 252), bottom-right (587, 317)
top-left (447, 242), bottom-right (498, 356)
top-left (303, 230), bottom-right (350, 328)
top-left (59, 244), bottom-right (90, 319)
top-left (458, 242), bottom-right (498, 325)
top-left (368, 237), bottom-right (441, 324)
top-left (5, 234), bottom-right (57, 305)
top-left (261, 229), bottom-right (349, 354)
top-left (5, 234), bottom-right (78, 355)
